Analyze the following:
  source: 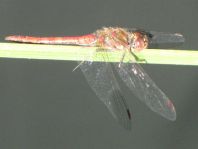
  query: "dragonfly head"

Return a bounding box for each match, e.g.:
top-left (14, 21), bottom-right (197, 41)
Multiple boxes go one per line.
top-left (130, 31), bottom-right (149, 51)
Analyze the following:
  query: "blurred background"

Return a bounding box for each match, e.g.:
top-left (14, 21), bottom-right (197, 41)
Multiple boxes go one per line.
top-left (0, 0), bottom-right (198, 148)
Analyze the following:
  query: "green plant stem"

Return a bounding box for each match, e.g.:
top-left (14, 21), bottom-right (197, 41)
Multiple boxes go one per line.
top-left (0, 42), bottom-right (197, 65)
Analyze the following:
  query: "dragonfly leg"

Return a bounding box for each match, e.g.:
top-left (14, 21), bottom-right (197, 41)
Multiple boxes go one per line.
top-left (118, 51), bottom-right (126, 68)
top-left (129, 50), bottom-right (147, 63)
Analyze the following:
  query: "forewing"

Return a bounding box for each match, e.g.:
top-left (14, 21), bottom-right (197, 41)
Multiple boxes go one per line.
top-left (114, 63), bottom-right (176, 121)
top-left (148, 31), bottom-right (184, 44)
top-left (80, 61), bottom-right (131, 130)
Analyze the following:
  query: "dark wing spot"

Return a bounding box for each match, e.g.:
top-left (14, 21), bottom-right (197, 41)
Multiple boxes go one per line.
top-left (127, 109), bottom-right (131, 120)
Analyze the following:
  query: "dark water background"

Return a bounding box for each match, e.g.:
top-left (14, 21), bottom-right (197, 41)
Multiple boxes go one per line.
top-left (0, 0), bottom-right (198, 148)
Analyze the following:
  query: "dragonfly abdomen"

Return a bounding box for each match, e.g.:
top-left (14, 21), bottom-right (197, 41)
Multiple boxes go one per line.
top-left (5, 34), bottom-right (97, 46)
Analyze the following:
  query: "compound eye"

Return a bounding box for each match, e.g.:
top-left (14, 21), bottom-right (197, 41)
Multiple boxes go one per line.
top-left (132, 37), bottom-right (146, 51)
top-left (131, 32), bottom-right (149, 51)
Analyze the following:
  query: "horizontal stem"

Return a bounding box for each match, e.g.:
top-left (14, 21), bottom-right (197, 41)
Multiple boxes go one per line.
top-left (0, 42), bottom-right (197, 65)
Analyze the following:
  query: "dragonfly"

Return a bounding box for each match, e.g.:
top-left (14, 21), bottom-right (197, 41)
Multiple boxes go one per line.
top-left (5, 27), bottom-right (184, 130)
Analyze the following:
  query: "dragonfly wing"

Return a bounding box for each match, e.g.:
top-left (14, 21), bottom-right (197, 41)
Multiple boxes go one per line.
top-left (79, 61), bottom-right (131, 130)
top-left (148, 31), bottom-right (185, 44)
top-left (114, 63), bottom-right (176, 121)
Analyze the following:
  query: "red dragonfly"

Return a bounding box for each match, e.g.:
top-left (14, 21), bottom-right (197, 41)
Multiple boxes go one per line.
top-left (5, 27), bottom-right (184, 130)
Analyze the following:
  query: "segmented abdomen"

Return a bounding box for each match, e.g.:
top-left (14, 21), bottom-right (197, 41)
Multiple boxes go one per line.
top-left (5, 34), bottom-right (97, 46)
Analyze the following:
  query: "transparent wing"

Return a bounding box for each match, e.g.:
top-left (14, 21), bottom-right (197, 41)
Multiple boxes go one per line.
top-left (148, 31), bottom-right (185, 48)
top-left (148, 31), bottom-right (184, 44)
top-left (80, 61), bottom-right (132, 130)
top-left (114, 62), bottom-right (176, 121)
